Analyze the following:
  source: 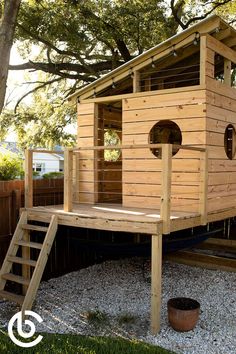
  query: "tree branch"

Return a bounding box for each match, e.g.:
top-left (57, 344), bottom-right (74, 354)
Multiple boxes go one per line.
top-left (17, 23), bottom-right (82, 60)
top-left (184, 0), bottom-right (232, 28)
top-left (14, 77), bottom-right (62, 113)
top-left (170, 0), bottom-right (186, 29)
top-left (9, 59), bottom-right (123, 80)
top-left (170, 0), bottom-right (233, 29)
top-left (79, 6), bottom-right (131, 61)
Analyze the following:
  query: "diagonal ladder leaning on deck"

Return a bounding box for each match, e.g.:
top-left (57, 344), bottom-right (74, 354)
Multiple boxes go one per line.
top-left (0, 211), bottom-right (58, 313)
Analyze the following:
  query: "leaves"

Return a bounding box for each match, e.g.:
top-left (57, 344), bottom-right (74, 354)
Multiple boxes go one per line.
top-left (2, 0), bottom-right (235, 147)
top-left (1, 78), bottom-right (77, 148)
top-left (0, 153), bottom-right (23, 180)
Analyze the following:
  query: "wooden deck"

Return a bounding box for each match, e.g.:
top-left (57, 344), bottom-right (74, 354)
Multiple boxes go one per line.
top-left (23, 203), bottom-right (203, 235)
top-left (23, 203), bottom-right (236, 235)
top-left (21, 202), bottom-right (236, 335)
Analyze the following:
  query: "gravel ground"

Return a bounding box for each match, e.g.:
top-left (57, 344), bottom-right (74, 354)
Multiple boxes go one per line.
top-left (0, 258), bottom-right (235, 354)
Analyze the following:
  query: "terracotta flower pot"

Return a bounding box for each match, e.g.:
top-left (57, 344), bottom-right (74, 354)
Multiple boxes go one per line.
top-left (167, 297), bottom-right (200, 332)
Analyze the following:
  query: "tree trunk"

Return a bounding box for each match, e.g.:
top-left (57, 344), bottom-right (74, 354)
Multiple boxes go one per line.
top-left (0, 0), bottom-right (21, 114)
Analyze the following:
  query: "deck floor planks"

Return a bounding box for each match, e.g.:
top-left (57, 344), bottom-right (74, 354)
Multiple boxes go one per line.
top-left (23, 203), bottom-right (236, 235)
top-left (24, 203), bottom-right (201, 234)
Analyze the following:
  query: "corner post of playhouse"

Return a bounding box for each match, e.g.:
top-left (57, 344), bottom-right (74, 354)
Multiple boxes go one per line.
top-left (200, 148), bottom-right (208, 225)
top-left (160, 144), bottom-right (172, 235)
top-left (64, 148), bottom-right (73, 212)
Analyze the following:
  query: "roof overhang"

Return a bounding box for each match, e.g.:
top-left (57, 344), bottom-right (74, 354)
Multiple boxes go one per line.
top-left (68, 15), bottom-right (236, 103)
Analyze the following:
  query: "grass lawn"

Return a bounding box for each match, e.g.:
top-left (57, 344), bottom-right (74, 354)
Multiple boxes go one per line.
top-left (0, 328), bottom-right (175, 354)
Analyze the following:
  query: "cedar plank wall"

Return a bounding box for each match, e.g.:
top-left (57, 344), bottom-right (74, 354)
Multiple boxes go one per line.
top-left (122, 87), bottom-right (207, 213)
top-left (77, 103), bottom-right (122, 204)
top-left (206, 78), bottom-right (236, 212)
top-left (77, 102), bottom-right (95, 203)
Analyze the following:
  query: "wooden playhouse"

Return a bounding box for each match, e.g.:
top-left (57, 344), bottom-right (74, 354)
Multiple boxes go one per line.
top-left (0, 15), bottom-right (236, 334)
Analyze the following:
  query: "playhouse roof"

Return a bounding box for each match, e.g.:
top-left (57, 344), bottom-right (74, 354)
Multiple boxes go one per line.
top-left (68, 15), bottom-right (236, 102)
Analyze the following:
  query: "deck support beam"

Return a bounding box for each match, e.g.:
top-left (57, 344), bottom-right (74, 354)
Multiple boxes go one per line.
top-left (151, 232), bottom-right (162, 335)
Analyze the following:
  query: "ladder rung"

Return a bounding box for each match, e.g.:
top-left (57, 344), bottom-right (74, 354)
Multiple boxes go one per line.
top-left (15, 240), bottom-right (43, 250)
top-left (1, 273), bottom-right (30, 286)
top-left (7, 256), bottom-right (37, 267)
top-left (0, 290), bottom-right (24, 305)
top-left (21, 224), bottom-right (48, 232)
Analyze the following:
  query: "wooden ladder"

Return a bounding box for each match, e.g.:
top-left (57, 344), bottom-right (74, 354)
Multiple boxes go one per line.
top-left (0, 211), bottom-right (58, 314)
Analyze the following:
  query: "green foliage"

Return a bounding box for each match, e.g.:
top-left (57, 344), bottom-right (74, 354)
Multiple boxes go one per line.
top-left (0, 83), bottom-right (77, 148)
top-left (215, 0), bottom-right (236, 24)
top-left (16, 0), bottom-right (175, 62)
top-left (20, 170), bottom-right (40, 179)
top-left (0, 153), bottom-right (23, 181)
top-left (104, 129), bottom-right (121, 162)
top-left (2, 0), bottom-right (235, 147)
top-left (118, 313), bottom-right (137, 325)
top-left (85, 310), bottom-right (108, 326)
top-left (42, 171), bottom-right (64, 179)
top-left (0, 327), bottom-right (175, 354)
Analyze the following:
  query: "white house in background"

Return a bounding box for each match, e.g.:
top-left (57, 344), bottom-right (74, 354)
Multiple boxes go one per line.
top-left (0, 146), bottom-right (18, 158)
top-left (32, 152), bottom-right (64, 176)
top-left (0, 143), bottom-right (64, 176)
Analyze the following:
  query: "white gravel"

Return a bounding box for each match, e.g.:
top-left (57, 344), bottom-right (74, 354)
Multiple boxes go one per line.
top-left (0, 258), bottom-right (235, 354)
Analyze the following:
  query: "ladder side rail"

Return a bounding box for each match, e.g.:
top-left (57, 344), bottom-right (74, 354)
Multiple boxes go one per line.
top-left (22, 215), bottom-right (58, 313)
top-left (0, 211), bottom-right (28, 290)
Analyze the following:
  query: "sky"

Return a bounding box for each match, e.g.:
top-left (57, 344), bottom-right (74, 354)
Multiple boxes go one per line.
top-left (6, 45), bottom-right (34, 109)
top-left (4, 46), bottom-right (27, 141)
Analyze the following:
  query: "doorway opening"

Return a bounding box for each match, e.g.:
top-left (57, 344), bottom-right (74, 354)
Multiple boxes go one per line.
top-left (96, 102), bottom-right (122, 203)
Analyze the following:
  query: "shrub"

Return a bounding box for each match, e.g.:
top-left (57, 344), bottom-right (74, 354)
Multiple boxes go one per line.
top-left (19, 170), bottom-right (40, 179)
top-left (0, 153), bottom-right (23, 181)
top-left (84, 310), bottom-right (108, 325)
top-left (42, 171), bottom-right (64, 179)
top-left (118, 313), bottom-right (136, 325)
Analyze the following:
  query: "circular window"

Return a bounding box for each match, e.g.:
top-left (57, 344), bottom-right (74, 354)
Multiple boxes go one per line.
top-left (224, 124), bottom-right (236, 160)
top-left (149, 120), bottom-right (182, 158)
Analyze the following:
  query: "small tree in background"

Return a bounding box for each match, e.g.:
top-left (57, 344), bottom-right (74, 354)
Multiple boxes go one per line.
top-left (0, 153), bottom-right (23, 180)
top-left (104, 129), bottom-right (121, 162)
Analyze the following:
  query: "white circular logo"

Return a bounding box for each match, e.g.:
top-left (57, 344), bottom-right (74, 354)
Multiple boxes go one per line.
top-left (8, 310), bottom-right (43, 348)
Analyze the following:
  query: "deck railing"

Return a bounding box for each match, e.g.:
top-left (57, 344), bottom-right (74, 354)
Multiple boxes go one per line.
top-left (24, 144), bottom-right (208, 234)
top-left (62, 143), bottom-right (208, 234)
top-left (24, 149), bottom-right (64, 209)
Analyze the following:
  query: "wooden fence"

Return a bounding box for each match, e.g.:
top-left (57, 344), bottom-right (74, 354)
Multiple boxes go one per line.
top-left (0, 178), bottom-right (126, 280)
top-left (0, 178), bottom-right (64, 279)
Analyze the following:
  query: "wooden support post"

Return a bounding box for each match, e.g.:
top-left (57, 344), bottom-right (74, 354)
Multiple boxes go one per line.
top-left (24, 150), bottom-right (33, 208)
top-left (199, 149), bottom-right (208, 225)
top-left (151, 233), bottom-right (162, 335)
top-left (133, 70), bottom-right (140, 93)
top-left (224, 59), bottom-right (231, 86)
top-left (94, 103), bottom-right (99, 204)
top-left (200, 35), bottom-right (215, 85)
top-left (200, 35), bottom-right (207, 85)
top-left (160, 144), bottom-right (172, 235)
top-left (74, 151), bottom-right (80, 203)
top-left (64, 148), bottom-right (73, 212)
